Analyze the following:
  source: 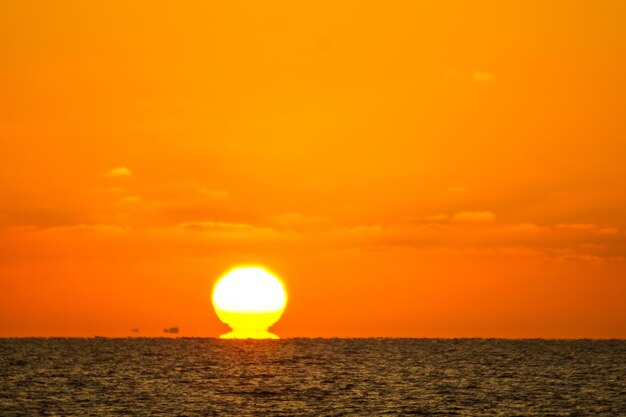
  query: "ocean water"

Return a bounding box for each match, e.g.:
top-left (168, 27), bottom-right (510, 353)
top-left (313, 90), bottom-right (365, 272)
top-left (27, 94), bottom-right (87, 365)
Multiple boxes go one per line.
top-left (1, 338), bottom-right (624, 416)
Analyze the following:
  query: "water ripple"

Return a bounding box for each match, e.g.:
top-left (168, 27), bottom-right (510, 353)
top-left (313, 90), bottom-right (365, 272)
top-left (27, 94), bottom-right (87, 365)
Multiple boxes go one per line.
top-left (1, 338), bottom-right (624, 416)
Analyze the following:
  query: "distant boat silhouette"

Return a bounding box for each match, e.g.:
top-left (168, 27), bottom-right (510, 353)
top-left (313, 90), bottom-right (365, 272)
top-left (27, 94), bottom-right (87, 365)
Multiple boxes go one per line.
top-left (163, 327), bottom-right (179, 334)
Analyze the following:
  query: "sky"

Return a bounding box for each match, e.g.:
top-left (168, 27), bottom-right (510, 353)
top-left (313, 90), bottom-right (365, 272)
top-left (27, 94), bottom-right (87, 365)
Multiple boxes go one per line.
top-left (1, 1), bottom-right (625, 338)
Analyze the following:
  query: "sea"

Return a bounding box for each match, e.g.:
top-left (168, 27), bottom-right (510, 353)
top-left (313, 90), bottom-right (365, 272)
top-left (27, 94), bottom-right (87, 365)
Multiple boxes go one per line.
top-left (1, 338), bottom-right (624, 416)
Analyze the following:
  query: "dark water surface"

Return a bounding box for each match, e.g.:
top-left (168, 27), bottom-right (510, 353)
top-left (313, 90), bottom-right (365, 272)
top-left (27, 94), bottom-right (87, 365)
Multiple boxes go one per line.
top-left (1, 338), bottom-right (624, 416)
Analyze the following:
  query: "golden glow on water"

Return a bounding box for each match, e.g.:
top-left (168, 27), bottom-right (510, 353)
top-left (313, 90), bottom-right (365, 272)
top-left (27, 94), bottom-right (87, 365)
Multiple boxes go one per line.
top-left (212, 267), bottom-right (287, 339)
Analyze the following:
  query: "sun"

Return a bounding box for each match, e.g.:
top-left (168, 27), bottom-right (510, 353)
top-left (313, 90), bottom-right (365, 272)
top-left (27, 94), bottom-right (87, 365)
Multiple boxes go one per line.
top-left (212, 266), bottom-right (287, 339)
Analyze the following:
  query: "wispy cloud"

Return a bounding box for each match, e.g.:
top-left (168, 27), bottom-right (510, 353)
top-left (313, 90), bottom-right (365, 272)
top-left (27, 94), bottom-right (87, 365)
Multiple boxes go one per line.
top-left (473, 71), bottom-right (494, 82)
top-left (176, 221), bottom-right (285, 241)
top-left (40, 224), bottom-right (131, 234)
top-left (273, 213), bottom-right (328, 227)
top-left (451, 211), bottom-right (496, 224)
top-left (179, 221), bottom-right (264, 233)
top-left (119, 196), bottom-right (141, 204)
top-left (197, 188), bottom-right (230, 199)
top-left (105, 166), bottom-right (132, 178)
top-left (558, 223), bottom-right (620, 235)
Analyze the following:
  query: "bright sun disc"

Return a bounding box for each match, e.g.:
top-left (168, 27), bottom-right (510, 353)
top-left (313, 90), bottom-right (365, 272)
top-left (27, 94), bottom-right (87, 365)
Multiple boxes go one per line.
top-left (212, 267), bottom-right (287, 339)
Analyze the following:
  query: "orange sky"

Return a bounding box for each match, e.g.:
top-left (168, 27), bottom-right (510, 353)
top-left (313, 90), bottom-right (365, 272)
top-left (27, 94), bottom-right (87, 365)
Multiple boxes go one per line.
top-left (1, 1), bottom-right (625, 338)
